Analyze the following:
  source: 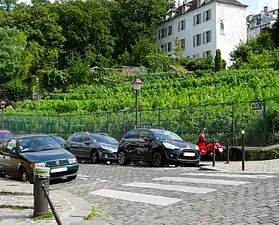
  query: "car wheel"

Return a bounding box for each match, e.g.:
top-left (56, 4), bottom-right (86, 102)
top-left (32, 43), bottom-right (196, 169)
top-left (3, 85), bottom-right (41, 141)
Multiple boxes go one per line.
top-left (67, 175), bottom-right (77, 181)
top-left (0, 172), bottom-right (5, 178)
top-left (91, 150), bottom-right (99, 164)
top-left (117, 151), bottom-right (129, 166)
top-left (152, 151), bottom-right (164, 167)
top-left (20, 167), bottom-right (29, 182)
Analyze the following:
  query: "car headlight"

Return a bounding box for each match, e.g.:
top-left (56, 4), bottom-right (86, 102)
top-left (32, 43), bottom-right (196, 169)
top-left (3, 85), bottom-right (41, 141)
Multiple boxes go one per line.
top-left (34, 162), bottom-right (46, 167)
top-left (68, 158), bottom-right (77, 164)
top-left (163, 142), bottom-right (179, 150)
top-left (100, 145), bottom-right (115, 151)
top-left (195, 145), bottom-right (200, 150)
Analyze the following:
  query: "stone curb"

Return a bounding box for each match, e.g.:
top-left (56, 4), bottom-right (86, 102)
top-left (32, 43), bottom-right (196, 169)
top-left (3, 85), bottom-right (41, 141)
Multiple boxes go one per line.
top-left (199, 166), bottom-right (225, 171)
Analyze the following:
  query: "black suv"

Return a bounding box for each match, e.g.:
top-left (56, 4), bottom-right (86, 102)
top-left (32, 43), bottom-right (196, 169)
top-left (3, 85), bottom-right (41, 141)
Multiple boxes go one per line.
top-left (117, 128), bottom-right (200, 167)
top-left (64, 132), bottom-right (119, 163)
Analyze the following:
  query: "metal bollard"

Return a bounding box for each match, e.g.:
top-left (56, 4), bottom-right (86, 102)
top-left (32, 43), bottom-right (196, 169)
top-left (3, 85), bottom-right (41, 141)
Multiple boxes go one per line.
top-left (226, 138), bottom-right (230, 164)
top-left (241, 130), bottom-right (245, 171)
top-left (212, 138), bottom-right (215, 167)
top-left (33, 167), bottom-right (50, 217)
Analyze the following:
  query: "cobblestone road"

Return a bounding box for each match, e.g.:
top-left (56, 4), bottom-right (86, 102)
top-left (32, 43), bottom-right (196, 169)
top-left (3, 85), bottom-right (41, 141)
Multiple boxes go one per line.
top-left (51, 162), bottom-right (279, 225)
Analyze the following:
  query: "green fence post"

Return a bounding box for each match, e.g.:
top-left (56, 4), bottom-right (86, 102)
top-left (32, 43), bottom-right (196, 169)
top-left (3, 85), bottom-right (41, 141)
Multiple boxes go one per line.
top-left (57, 114), bottom-right (60, 135)
top-left (263, 99), bottom-right (267, 146)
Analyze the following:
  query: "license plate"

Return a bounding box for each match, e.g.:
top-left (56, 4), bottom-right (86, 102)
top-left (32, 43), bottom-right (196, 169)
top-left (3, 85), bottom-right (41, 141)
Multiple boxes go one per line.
top-left (51, 167), bottom-right (68, 173)
top-left (183, 152), bottom-right (195, 157)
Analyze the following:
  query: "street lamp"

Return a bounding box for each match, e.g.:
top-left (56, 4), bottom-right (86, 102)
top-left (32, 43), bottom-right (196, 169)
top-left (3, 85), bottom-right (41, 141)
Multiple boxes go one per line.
top-left (133, 78), bottom-right (143, 129)
top-left (0, 100), bottom-right (6, 130)
top-left (241, 129), bottom-right (245, 171)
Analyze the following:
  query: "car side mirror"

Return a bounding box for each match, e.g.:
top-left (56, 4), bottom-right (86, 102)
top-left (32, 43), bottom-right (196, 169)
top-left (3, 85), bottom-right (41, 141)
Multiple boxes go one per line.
top-left (9, 148), bottom-right (17, 155)
top-left (84, 141), bottom-right (91, 145)
top-left (144, 137), bottom-right (153, 142)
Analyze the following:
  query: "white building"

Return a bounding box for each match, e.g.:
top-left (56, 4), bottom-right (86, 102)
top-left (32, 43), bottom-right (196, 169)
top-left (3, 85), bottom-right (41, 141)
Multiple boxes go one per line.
top-left (156, 0), bottom-right (248, 67)
top-left (247, 6), bottom-right (278, 40)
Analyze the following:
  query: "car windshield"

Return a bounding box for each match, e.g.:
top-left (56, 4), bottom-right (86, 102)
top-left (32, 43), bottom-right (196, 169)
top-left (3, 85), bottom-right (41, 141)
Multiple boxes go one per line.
top-left (19, 136), bottom-right (62, 152)
top-left (0, 132), bottom-right (13, 139)
top-left (90, 134), bottom-right (118, 145)
top-left (52, 136), bottom-right (65, 145)
top-left (151, 130), bottom-right (183, 141)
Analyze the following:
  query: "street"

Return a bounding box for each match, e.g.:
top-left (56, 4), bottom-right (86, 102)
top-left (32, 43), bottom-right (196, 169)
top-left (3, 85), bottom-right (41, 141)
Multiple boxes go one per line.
top-left (51, 163), bottom-right (279, 225)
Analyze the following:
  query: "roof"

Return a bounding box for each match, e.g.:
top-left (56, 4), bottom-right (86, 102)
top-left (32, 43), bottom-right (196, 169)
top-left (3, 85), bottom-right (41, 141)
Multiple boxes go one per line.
top-left (17, 134), bottom-right (50, 138)
top-left (159, 0), bottom-right (247, 25)
top-left (170, 65), bottom-right (188, 72)
top-left (0, 130), bottom-right (11, 133)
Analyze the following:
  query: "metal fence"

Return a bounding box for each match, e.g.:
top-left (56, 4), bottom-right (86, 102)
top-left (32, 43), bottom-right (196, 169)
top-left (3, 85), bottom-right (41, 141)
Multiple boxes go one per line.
top-left (2, 97), bottom-right (279, 147)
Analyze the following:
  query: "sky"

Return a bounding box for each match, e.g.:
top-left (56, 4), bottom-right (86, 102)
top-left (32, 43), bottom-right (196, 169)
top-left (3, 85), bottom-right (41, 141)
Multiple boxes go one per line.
top-left (241, 0), bottom-right (278, 15)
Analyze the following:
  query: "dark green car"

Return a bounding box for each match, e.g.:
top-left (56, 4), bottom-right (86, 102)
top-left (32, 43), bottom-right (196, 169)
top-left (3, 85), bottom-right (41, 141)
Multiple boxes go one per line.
top-left (0, 134), bottom-right (79, 182)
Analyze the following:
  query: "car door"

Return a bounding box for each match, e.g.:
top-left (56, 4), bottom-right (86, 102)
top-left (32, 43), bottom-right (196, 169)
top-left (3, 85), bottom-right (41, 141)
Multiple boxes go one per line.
top-left (68, 133), bottom-right (82, 157)
top-left (3, 138), bottom-right (19, 177)
top-left (79, 133), bottom-right (92, 158)
top-left (125, 130), bottom-right (141, 160)
top-left (138, 130), bottom-right (154, 161)
top-left (0, 139), bottom-right (9, 173)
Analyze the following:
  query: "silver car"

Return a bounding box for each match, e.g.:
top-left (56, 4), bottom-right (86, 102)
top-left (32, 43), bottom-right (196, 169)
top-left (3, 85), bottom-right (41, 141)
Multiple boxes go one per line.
top-left (64, 132), bottom-right (119, 163)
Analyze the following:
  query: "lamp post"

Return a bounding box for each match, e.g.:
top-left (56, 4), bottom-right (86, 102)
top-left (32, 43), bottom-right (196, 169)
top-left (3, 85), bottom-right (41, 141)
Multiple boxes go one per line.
top-left (0, 100), bottom-right (6, 130)
top-left (133, 78), bottom-right (143, 129)
top-left (241, 129), bottom-right (245, 171)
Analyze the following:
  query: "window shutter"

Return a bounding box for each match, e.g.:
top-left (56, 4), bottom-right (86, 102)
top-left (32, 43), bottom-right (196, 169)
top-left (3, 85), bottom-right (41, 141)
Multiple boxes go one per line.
top-left (193, 16), bottom-right (196, 26)
top-left (193, 35), bottom-right (196, 47)
top-left (203, 12), bottom-right (205, 22)
top-left (203, 32), bottom-right (205, 44)
top-left (178, 22), bottom-right (180, 32)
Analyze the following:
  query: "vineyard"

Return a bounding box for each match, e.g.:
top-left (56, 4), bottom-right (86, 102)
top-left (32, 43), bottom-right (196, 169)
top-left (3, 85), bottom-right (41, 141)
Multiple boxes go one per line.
top-left (3, 69), bottom-right (279, 146)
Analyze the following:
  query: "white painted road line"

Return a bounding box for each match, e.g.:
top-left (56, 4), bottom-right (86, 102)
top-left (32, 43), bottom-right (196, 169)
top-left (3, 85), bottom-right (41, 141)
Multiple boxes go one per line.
top-left (123, 182), bottom-right (217, 194)
top-left (153, 177), bottom-right (249, 186)
top-left (90, 189), bottom-right (181, 206)
top-left (181, 173), bottom-right (276, 179)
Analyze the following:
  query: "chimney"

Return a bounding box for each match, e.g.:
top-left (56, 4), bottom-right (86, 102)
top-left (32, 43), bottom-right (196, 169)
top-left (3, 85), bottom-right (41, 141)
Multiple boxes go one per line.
top-left (263, 6), bottom-right (268, 15)
top-left (197, 0), bottom-right (205, 8)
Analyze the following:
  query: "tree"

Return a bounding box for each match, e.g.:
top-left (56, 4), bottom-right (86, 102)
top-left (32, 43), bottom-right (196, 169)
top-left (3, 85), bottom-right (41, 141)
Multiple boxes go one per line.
top-left (130, 34), bottom-right (156, 65)
top-left (272, 9), bottom-right (279, 47)
top-left (214, 49), bottom-right (222, 72)
top-left (0, 27), bottom-right (27, 84)
top-left (0, 0), bottom-right (17, 11)
top-left (109, 0), bottom-right (174, 58)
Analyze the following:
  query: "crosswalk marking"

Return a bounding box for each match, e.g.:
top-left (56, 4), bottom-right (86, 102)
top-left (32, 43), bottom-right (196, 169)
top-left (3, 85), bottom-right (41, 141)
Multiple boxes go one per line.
top-left (90, 189), bottom-right (181, 206)
top-left (123, 182), bottom-right (217, 194)
top-left (181, 172), bottom-right (275, 179)
top-left (153, 177), bottom-right (249, 186)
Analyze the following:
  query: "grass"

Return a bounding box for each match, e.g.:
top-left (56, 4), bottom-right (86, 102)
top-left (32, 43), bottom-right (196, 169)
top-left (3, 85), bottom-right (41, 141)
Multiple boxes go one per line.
top-left (33, 211), bottom-right (54, 221)
top-left (83, 207), bottom-right (96, 220)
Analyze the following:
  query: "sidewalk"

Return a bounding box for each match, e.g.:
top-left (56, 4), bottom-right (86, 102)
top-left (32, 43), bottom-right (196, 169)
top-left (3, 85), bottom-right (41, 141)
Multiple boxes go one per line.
top-left (0, 178), bottom-right (110, 225)
top-left (200, 159), bottom-right (279, 173)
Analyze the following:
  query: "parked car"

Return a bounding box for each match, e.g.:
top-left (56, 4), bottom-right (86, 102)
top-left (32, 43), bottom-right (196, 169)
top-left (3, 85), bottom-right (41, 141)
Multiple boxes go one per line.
top-left (64, 132), bottom-right (119, 163)
top-left (0, 134), bottom-right (79, 182)
top-left (117, 128), bottom-right (200, 167)
top-left (51, 135), bottom-right (66, 146)
top-left (0, 130), bottom-right (14, 143)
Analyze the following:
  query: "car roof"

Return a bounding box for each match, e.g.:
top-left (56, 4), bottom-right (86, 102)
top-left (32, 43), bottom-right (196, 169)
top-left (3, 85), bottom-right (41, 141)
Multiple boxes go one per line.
top-left (0, 130), bottom-right (11, 133)
top-left (16, 134), bottom-right (50, 139)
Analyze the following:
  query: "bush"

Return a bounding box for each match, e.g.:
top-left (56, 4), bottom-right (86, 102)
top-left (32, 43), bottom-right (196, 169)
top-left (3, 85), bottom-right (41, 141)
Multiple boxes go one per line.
top-left (4, 78), bottom-right (28, 102)
top-left (221, 147), bottom-right (279, 161)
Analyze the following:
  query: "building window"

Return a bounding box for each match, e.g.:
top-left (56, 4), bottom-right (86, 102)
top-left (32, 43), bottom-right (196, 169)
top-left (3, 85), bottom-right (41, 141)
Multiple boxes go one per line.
top-left (193, 34), bottom-right (201, 47)
top-left (203, 50), bottom-right (211, 58)
top-left (193, 53), bottom-right (200, 58)
top-left (203, 30), bottom-right (212, 44)
top-left (158, 30), bottom-right (161, 40)
top-left (168, 26), bottom-right (172, 35)
top-left (181, 38), bottom-right (185, 50)
top-left (194, 13), bottom-right (201, 25)
top-left (203, 9), bottom-right (212, 22)
top-left (167, 42), bottom-right (172, 52)
top-left (220, 20), bottom-right (225, 35)
top-left (178, 20), bottom-right (185, 32)
top-left (161, 45), bottom-right (164, 52)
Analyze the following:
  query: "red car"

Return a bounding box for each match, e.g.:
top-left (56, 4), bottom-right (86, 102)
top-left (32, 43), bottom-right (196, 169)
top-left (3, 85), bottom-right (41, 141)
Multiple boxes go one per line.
top-left (0, 130), bottom-right (14, 143)
top-left (197, 134), bottom-right (224, 157)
